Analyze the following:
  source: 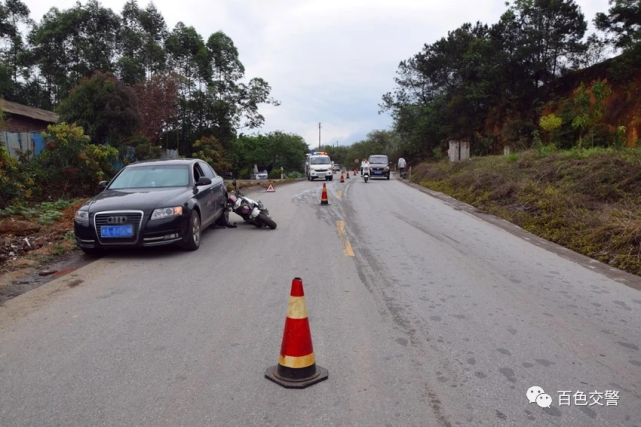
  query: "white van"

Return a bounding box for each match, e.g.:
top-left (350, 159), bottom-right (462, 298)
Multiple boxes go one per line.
top-left (305, 152), bottom-right (333, 181)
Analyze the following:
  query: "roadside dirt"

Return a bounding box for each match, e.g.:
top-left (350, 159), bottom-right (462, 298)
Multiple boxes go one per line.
top-left (0, 200), bottom-right (93, 306)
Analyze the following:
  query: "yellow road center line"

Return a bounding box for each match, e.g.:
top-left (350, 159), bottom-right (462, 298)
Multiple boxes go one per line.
top-left (344, 238), bottom-right (355, 257)
top-left (336, 220), bottom-right (354, 257)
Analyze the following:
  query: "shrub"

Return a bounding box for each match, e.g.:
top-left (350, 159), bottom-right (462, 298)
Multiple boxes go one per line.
top-left (269, 168), bottom-right (282, 179)
top-left (0, 146), bottom-right (22, 208)
top-left (238, 168), bottom-right (250, 179)
top-left (286, 171), bottom-right (303, 179)
top-left (37, 123), bottom-right (119, 199)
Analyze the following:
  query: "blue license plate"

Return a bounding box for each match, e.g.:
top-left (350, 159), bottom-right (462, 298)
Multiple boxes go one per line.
top-left (374, 171), bottom-right (382, 174)
top-left (101, 225), bottom-right (133, 238)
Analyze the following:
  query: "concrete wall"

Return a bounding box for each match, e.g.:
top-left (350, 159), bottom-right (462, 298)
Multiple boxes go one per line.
top-left (449, 141), bottom-right (459, 161)
top-left (449, 141), bottom-right (470, 162)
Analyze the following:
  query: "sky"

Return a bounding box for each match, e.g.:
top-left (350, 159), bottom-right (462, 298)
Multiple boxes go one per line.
top-left (24, 0), bottom-right (611, 149)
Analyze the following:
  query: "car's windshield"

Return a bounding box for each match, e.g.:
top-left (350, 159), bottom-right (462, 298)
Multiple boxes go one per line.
top-left (109, 166), bottom-right (190, 189)
top-left (369, 156), bottom-right (388, 165)
top-left (311, 156), bottom-right (331, 165)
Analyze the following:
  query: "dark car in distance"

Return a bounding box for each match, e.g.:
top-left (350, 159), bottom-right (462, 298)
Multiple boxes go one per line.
top-left (73, 159), bottom-right (229, 255)
top-left (369, 155), bottom-right (390, 180)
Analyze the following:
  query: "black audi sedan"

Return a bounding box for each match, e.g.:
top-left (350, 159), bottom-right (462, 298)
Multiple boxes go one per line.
top-left (74, 159), bottom-right (229, 255)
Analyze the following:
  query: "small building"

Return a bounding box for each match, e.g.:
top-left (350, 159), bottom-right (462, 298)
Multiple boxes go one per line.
top-left (1, 99), bottom-right (59, 157)
top-left (1, 99), bottom-right (58, 133)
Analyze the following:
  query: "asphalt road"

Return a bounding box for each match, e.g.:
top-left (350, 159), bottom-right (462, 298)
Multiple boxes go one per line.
top-left (0, 174), bottom-right (640, 426)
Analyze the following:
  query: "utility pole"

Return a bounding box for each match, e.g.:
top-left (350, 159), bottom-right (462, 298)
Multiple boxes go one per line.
top-left (318, 122), bottom-right (321, 151)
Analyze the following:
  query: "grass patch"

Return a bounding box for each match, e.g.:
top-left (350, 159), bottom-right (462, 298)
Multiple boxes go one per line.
top-left (0, 199), bottom-right (80, 225)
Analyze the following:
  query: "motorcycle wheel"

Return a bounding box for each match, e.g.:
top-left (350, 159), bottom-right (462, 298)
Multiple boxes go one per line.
top-left (257, 213), bottom-right (277, 229)
top-left (364, 176), bottom-right (368, 183)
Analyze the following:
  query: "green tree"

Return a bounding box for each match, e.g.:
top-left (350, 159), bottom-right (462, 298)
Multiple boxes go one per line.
top-left (0, 0), bottom-right (33, 89)
top-left (507, 0), bottom-right (587, 90)
top-left (571, 80), bottom-right (613, 149)
top-left (29, 1), bottom-right (120, 107)
top-left (595, 0), bottom-right (641, 50)
top-left (230, 131), bottom-right (307, 176)
top-left (263, 131), bottom-right (308, 173)
top-left (166, 22), bottom-right (205, 97)
top-left (192, 135), bottom-right (231, 172)
top-left (57, 71), bottom-right (139, 147)
top-left (539, 113), bottom-right (563, 144)
top-left (206, 31), bottom-right (244, 83)
top-left (117, 0), bottom-right (167, 84)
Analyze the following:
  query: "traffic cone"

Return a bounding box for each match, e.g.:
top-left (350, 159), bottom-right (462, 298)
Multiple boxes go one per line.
top-left (346, 171), bottom-right (350, 179)
top-left (320, 183), bottom-right (329, 205)
top-left (340, 173), bottom-right (344, 183)
top-left (265, 277), bottom-right (328, 389)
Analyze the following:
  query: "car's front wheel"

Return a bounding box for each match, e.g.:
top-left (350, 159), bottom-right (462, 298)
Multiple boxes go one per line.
top-left (183, 210), bottom-right (201, 251)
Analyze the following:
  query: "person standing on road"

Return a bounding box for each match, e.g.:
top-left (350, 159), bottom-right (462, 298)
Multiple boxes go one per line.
top-left (398, 157), bottom-right (407, 178)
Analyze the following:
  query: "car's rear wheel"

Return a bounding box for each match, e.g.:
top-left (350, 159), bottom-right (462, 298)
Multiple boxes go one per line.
top-left (183, 210), bottom-right (201, 251)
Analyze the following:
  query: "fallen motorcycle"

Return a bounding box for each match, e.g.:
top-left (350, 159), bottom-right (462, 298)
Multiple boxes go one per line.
top-left (227, 180), bottom-right (277, 229)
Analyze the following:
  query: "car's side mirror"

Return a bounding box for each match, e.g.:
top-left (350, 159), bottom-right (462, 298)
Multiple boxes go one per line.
top-left (196, 177), bottom-right (212, 186)
top-left (98, 181), bottom-right (108, 190)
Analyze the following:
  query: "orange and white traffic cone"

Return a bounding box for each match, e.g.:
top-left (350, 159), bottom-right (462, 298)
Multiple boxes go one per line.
top-left (265, 277), bottom-right (328, 388)
top-left (346, 171), bottom-right (350, 179)
top-left (340, 173), bottom-right (344, 183)
top-left (320, 183), bottom-right (329, 205)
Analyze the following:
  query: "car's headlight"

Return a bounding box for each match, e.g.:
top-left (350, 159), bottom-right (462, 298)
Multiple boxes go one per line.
top-left (74, 210), bottom-right (89, 226)
top-left (151, 206), bottom-right (183, 220)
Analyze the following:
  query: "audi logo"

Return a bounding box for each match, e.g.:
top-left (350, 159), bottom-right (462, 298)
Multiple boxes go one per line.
top-left (107, 216), bottom-right (128, 224)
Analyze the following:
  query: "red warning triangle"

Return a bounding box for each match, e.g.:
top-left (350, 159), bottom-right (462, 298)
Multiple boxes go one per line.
top-left (266, 184), bottom-right (275, 192)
